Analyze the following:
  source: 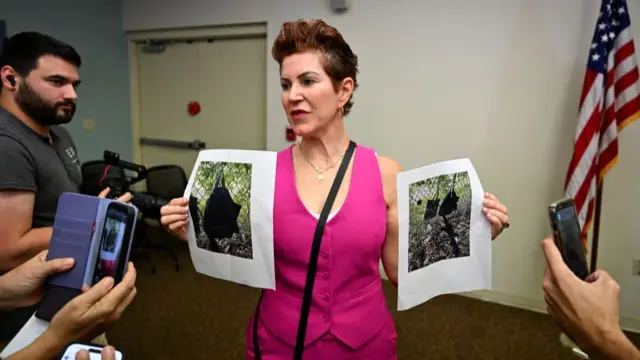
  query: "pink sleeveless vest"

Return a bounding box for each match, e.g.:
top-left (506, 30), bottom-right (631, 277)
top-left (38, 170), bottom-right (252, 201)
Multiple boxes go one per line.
top-left (258, 144), bottom-right (392, 350)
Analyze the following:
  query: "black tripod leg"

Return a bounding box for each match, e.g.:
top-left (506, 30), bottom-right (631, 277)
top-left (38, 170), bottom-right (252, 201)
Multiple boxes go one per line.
top-left (148, 243), bottom-right (181, 271)
top-left (135, 249), bottom-right (156, 274)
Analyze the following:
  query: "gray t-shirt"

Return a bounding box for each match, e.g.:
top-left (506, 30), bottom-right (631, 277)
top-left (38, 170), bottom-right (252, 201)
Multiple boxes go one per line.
top-left (0, 105), bottom-right (83, 340)
top-left (0, 106), bottom-right (82, 227)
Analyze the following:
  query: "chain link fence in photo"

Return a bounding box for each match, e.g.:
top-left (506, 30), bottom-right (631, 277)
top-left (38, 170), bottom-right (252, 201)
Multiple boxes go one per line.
top-left (189, 161), bottom-right (253, 259)
top-left (408, 171), bottom-right (472, 272)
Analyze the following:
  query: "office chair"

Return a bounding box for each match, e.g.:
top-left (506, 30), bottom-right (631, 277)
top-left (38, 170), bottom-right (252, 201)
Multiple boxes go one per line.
top-left (145, 165), bottom-right (201, 238)
top-left (80, 160), bottom-right (157, 274)
top-left (141, 164), bottom-right (190, 272)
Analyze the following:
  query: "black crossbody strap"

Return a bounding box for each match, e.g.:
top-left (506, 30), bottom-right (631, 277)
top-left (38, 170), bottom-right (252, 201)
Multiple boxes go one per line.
top-left (293, 140), bottom-right (356, 360)
top-left (253, 140), bottom-right (356, 360)
top-left (253, 289), bottom-right (264, 359)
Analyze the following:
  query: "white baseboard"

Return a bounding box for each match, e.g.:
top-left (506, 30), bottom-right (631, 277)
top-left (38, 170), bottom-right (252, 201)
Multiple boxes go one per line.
top-left (379, 263), bottom-right (640, 334)
top-left (458, 289), bottom-right (548, 314)
top-left (458, 289), bottom-right (640, 334)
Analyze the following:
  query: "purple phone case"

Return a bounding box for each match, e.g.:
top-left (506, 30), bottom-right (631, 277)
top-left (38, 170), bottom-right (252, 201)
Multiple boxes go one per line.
top-left (47, 192), bottom-right (101, 289)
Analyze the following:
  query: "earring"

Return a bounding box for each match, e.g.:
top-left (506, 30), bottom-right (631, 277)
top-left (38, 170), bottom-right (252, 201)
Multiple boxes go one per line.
top-left (338, 106), bottom-right (344, 116)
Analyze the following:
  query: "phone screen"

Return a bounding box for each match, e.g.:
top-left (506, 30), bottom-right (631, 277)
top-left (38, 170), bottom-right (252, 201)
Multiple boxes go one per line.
top-left (61, 343), bottom-right (123, 360)
top-left (554, 202), bottom-right (590, 279)
top-left (92, 203), bottom-right (133, 285)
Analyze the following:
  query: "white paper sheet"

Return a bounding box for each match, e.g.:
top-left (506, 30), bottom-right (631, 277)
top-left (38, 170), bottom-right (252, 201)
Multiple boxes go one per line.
top-left (397, 158), bottom-right (492, 311)
top-left (183, 149), bottom-right (277, 289)
top-left (0, 313), bottom-right (49, 358)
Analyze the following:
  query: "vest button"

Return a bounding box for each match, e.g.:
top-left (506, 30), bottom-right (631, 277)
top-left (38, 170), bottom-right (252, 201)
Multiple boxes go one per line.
top-left (321, 315), bottom-right (329, 322)
top-left (321, 253), bottom-right (328, 260)
top-left (322, 293), bottom-right (330, 300)
top-left (322, 271), bottom-right (329, 279)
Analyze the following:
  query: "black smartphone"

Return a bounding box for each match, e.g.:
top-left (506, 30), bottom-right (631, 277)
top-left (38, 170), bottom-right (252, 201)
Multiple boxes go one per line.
top-left (90, 201), bottom-right (137, 286)
top-left (548, 198), bottom-right (590, 280)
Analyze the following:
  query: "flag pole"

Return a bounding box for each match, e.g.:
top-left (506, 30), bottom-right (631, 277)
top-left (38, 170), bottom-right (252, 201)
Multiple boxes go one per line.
top-left (590, 53), bottom-right (608, 272)
top-left (590, 181), bottom-right (603, 271)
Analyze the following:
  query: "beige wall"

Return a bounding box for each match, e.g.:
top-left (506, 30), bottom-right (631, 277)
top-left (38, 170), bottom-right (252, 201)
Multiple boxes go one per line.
top-left (122, 0), bottom-right (640, 331)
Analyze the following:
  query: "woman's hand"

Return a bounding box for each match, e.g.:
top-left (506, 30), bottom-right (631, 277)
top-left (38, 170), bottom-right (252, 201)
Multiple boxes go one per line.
top-left (0, 250), bottom-right (75, 309)
top-left (483, 192), bottom-right (509, 240)
top-left (160, 197), bottom-right (190, 241)
top-left (48, 262), bottom-right (138, 345)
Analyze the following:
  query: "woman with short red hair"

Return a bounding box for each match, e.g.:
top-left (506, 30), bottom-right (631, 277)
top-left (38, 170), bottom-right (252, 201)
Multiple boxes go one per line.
top-left (161, 18), bottom-right (510, 360)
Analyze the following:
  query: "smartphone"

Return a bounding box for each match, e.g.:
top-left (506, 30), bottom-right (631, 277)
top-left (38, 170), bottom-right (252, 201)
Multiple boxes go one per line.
top-left (548, 198), bottom-right (590, 280)
top-left (60, 343), bottom-right (124, 360)
top-left (90, 201), bottom-right (137, 285)
top-left (35, 193), bottom-right (138, 321)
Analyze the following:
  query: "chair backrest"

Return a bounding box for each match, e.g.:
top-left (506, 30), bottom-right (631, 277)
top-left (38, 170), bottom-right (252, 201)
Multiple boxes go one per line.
top-left (145, 165), bottom-right (188, 199)
top-left (80, 160), bottom-right (125, 196)
top-left (144, 165), bottom-right (201, 235)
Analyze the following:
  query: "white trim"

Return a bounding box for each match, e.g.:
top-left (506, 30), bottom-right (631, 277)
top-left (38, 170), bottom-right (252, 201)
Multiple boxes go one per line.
top-left (126, 23), bottom-right (267, 166)
top-left (126, 22), bottom-right (267, 42)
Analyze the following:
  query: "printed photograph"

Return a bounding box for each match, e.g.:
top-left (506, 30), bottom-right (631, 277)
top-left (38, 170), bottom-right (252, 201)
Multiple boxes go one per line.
top-left (408, 171), bottom-right (472, 272)
top-left (189, 161), bottom-right (253, 259)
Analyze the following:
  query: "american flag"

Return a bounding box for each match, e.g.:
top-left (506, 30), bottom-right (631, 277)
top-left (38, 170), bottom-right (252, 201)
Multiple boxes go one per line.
top-left (565, 0), bottom-right (640, 249)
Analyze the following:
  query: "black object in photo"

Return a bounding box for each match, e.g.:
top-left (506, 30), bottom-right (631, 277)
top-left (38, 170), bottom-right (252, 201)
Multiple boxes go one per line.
top-left (190, 161), bottom-right (253, 259)
top-left (408, 171), bottom-right (472, 272)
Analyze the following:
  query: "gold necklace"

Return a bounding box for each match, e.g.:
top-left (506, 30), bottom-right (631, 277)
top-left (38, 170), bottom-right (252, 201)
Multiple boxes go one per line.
top-left (299, 143), bottom-right (345, 181)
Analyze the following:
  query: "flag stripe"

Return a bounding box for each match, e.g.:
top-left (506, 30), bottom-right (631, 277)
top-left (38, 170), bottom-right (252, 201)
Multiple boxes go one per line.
top-left (565, 89), bottom-right (602, 191)
top-left (618, 108), bottom-right (640, 129)
top-left (579, 71), bottom-right (599, 111)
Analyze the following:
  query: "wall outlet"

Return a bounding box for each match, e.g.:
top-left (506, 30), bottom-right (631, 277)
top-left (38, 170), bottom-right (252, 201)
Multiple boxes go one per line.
top-left (633, 259), bottom-right (640, 276)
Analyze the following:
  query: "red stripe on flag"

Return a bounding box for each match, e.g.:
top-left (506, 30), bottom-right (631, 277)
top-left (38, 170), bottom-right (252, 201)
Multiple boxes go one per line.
top-left (614, 41), bottom-right (635, 63)
top-left (564, 104), bottom-right (601, 189)
top-left (579, 70), bottom-right (599, 106)
top-left (598, 139), bottom-right (619, 179)
top-left (617, 94), bottom-right (640, 122)
top-left (615, 68), bottom-right (639, 94)
top-left (573, 158), bottom-right (597, 214)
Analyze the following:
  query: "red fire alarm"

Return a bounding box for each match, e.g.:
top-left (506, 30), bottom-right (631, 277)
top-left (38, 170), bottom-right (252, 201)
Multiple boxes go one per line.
top-left (188, 101), bottom-right (201, 116)
top-left (286, 126), bottom-right (296, 141)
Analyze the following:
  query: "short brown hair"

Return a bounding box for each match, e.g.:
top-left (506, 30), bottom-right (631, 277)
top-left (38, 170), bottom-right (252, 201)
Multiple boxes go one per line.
top-left (272, 19), bottom-right (359, 116)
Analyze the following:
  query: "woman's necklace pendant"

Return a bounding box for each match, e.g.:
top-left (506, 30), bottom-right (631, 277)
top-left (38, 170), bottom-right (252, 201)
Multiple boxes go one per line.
top-left (317, 173), bottom-right (324, 181)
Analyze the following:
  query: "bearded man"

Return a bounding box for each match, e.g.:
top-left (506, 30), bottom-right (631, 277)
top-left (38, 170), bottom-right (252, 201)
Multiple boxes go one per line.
top-left (0, 32), bottom-right (129, 343)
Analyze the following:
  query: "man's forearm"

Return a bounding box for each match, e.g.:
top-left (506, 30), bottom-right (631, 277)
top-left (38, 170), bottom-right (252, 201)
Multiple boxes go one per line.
top-left (6, 329), bottom-right (67, 360)
top-left (0, 227), bottom-right (52, 273)
top-left (591, 327), bottom-right (640, 360)
top-left (0, 275), bottom-right (19, 309)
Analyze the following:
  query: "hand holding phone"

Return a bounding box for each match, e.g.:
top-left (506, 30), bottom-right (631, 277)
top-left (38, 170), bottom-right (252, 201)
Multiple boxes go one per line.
top-left (36, 193), bottom-right (138, 322)
top-left (61, 343), bottom-right (123, 360)
top-left (548, 198), bottom-right (590, 280)
top-left (0, 250), bottom-right (75, 309)
top-left (47, 262), bottom-right (137, 346)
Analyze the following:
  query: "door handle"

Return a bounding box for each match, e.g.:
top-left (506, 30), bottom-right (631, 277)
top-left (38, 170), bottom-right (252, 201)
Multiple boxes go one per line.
top-left (140, 137), bottom-right (206, 150)
top-left (190, 139), bottom-right (206, 150)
